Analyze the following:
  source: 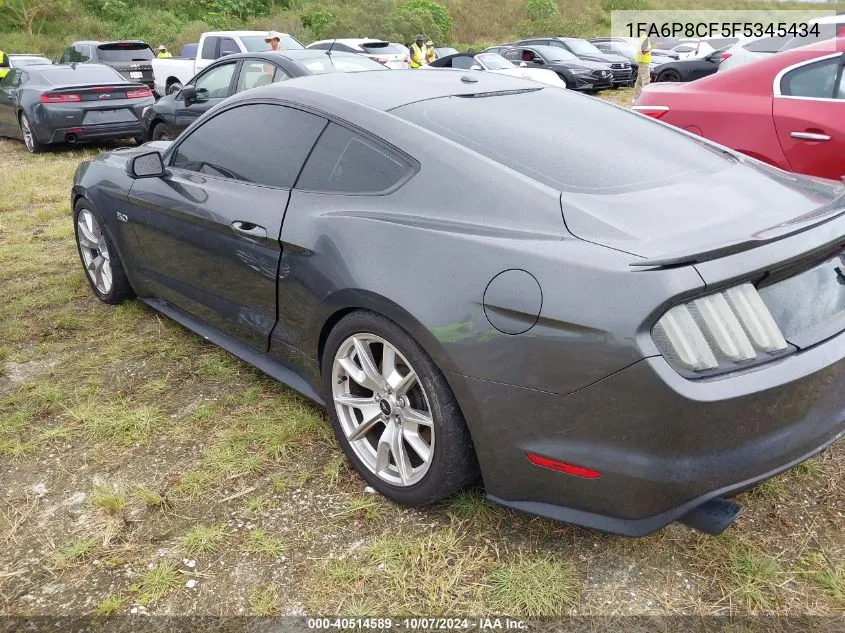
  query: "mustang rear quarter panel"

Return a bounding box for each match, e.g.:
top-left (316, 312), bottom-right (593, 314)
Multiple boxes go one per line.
top-left (451, 327), bottom-right (845, 525)
top-left (271, 104), bottom-right (705, 397)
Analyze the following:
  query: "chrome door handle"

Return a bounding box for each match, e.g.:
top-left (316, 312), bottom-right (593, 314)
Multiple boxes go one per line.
top-left (790, 131), bottom-right (830, 141)
top-left (231, 221), bottom-right (267, 240)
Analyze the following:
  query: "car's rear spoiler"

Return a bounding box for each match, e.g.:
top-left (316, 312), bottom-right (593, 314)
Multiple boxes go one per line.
top-left (630, 188), bottom-right (845, 268)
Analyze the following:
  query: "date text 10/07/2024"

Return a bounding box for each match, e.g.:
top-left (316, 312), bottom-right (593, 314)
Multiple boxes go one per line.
top-left (306, 618), bottom-right (528, 630)
top-left (625, 22), bottom-right (820, 39)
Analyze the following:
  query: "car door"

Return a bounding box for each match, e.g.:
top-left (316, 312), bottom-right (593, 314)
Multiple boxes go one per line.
top-left (0, 69), bottom-right (22, 136)
top-left (175, 60), bottom-right (237, 132)
top-left (195, 36), bottom-right (219, 72)
top-left (125, 102), bottom-right (327, 350)
top-left (773, 55), bottom-right (845, 180)
top-left (686, 52), bottom-right (721, 81)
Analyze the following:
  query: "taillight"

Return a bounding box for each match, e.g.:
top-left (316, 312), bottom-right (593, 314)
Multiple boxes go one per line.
top-left (653, 283), bottom-right (790, 375)
top-left (526, 453), bottom-right (603, 479)
top-left (41, 93), bottom-right (81, 103)
top-left (632, 105), bottom-right (670, 119)
top-left (720, 52), bottom-right (732, 61)
top-left (126, 87), bottom-right (153, 99)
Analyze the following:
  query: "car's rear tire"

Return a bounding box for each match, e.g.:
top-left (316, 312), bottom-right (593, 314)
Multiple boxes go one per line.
top-left (657, 69), bottom-right (681, 82)
top-left (19, 113), bottom-right (44, 154)
top-left (151, 122), bottom-right (173, 142)
top-left (322, 311), bottom-right (479, 506)
top-left (73, 199), bottom-right (134, 305)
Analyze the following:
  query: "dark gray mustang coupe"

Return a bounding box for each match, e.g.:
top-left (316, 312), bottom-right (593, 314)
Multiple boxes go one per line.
top-left (72, 71), bottom-right (845, 536)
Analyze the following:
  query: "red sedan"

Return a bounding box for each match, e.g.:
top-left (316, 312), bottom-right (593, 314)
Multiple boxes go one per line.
top-left (633, 37), bottom-right (845, 181)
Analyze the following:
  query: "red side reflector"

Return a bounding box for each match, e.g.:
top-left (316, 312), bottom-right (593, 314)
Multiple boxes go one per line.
top-left (376, 57), bottom-right (388, 65)
top-left (41, 93), bottom-right (82, 103)
top-left (526, 453), bottom-right (602, 479)
top-left (126, 87), bottom-right (153, 99)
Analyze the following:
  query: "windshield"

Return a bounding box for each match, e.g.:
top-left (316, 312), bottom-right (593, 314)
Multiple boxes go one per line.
top-left (299, 54), bottom-right (387, 74)
top-left (241, 35), bottom-right (304, 52)
top-left (532, 45), bottom-right (578, 62)
top-left (394, 88), bottom-right (729, 193)
top-left (477, 53), bottom-right (515, 70)
top-left (10, 56), bottom-right (50, 67)
top-left (564, 39), bottom-right (604, 56)
top-left (97, 43), bottom-right (154, 62)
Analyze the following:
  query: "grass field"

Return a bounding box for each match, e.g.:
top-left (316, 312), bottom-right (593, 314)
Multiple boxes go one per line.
top-left (0, 87), bottom-right (843, 618)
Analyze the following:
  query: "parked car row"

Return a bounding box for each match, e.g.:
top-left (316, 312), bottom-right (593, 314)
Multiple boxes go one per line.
top-left (635, 36), bottom-right (845, 182)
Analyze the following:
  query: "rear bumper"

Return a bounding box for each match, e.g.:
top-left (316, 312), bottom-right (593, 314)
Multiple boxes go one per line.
top-left (450, 327), bottom-right (845, 535)
top-left (47, 121), bottom-right (145, 143)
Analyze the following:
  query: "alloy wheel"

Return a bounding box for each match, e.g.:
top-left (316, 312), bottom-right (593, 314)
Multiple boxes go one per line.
top-left (20, 116), bottom-right (34, 152)
top-left (76, 209), bottom-right (113, 295)
top-left (331, 334), bottom-right (435, 487)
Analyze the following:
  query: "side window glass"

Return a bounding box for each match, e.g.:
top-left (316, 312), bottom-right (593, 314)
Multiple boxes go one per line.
top-left (195, 62), bottom-right (236, 99)
top-left (80, 46), bottom-right (92, 62)
top-left (201, 37), bottom-right (219, 60)
top-left (171, 104), bottom-right (326, 188)
top-left (1, 70), bottom-right (20, 87)
top-left (220, 38), bottom-right (240, 57)
top-left (781, 57), bottom-right (839, 99)
top-left (451, 56), bottom-right (475, 69)
top-left (272, 67), bottom-right (289, 83)
top-left (297, 123), bottom-right (411, 194)
top-left (502, 49), bottom-right (520, 62)
top-left (60, 48), bottom-right (71, 63)
top-left (836, 65), bottom-right (845, 100)
top-left (236, 61), bottom-right (286, 92)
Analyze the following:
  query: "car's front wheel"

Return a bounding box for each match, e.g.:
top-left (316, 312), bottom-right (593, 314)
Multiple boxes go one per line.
top-left (167, 81), bottom-right (182, 95)
top-left (150, 122), bottom-right (173, 142)
top-left (19, 113), bottom-right (44, 154)
top-left (322, 311), bottom-right (479, 505)
top-left (73, 200), bottom-right (134, 304)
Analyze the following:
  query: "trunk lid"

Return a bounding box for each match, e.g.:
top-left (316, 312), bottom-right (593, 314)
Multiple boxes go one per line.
top-left (560, 159), bottom-right (845, 265)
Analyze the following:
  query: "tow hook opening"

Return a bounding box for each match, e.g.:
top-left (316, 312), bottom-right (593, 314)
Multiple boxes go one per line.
top-left (679, 497), bottom-right (742, 535)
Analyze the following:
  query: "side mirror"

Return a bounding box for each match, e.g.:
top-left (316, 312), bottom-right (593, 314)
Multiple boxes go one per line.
top-left (533, 58), bottom-right (544, 65)
top-left (181, 84), bottom-right (197, 103)
top-left (470, 64), bottom-right (482, 71)
top-left (126, 151), bottom-right (165, 179)
top-left (519, 61), bottom-right (528, 68)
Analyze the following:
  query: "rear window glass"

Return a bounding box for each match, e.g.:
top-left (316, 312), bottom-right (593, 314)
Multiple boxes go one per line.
top-left (394, 89), bottom-right (731, 193)
top-left (744, 35), bottom-right (792, 53)
top-left (241, 35), bottom-right (304, 52)
top-left (297, 123), bottom-right (410, 194)
top-left (299, 55), bottom-right (386, 74)
top-left (97, 43), bottom-right (154, 62)
top-left (41, 65), bottom-right (125, 84)
top-left (361, 42), bottom-right (399, 54)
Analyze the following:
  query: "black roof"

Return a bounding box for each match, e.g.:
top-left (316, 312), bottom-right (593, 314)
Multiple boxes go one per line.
top-left (229, 69), bottom-right (541, 112)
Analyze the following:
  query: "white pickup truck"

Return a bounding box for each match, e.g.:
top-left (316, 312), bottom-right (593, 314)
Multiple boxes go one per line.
top-left (152, 30), bottom-right (304, 96)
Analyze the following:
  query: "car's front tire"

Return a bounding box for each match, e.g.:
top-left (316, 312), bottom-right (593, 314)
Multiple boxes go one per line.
top-left (150, 122), bottom-right (173, 142)
top-left (167, 81), bottom-right (182, 95)
top-left (19, 113), bottom-right (44, 154)
top-left (73, 200), bottom-right (134, 304)
top-left (657, 69), bottom-right (681, 82)
top-left (322, 311), bottom-right (479, 505)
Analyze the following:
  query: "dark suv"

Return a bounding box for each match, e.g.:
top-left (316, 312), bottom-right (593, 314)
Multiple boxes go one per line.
top-left (514, 37), bottom-right (634, 86)
top-left (59, 41), bottom-right (156, 94)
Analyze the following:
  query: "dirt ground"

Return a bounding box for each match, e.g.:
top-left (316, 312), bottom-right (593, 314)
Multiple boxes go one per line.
top-left (1, 87), bottom-right (843, 621)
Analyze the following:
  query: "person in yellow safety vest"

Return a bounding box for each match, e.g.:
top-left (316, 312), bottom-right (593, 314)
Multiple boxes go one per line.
top-left (410, 35), bottom-right (428, 68)
top-left (633, 34), bottom-right (652, 101)
top-left (156, 45), bottom-right (173, 59)
top-left (425, 40), bottom-right (436, 64)
top-left (0, 50), bottom-right (10, 80)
